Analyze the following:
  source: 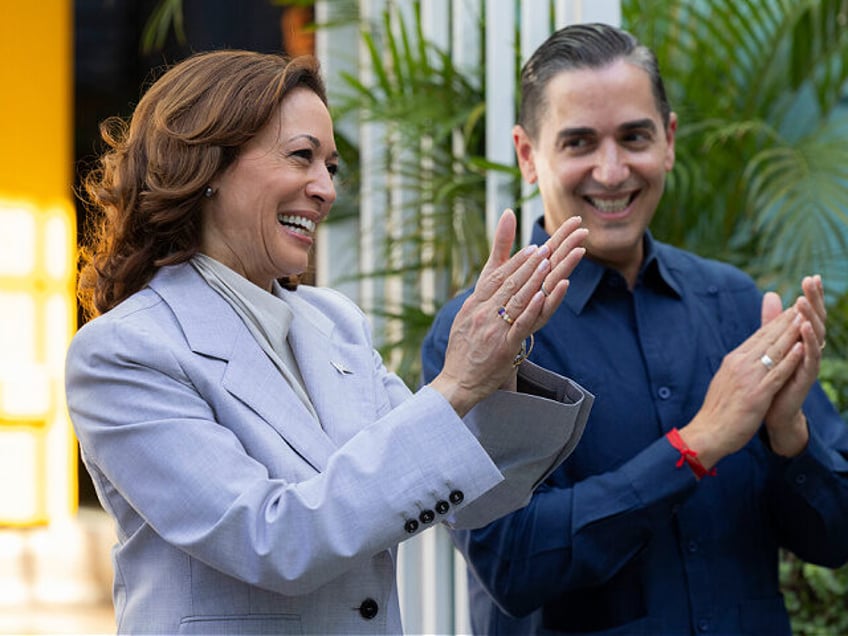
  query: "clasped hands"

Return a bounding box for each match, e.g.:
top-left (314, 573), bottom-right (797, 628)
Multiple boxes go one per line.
top-left (430, 210), bottom-right (588, 417)
top-left (681, 275), bottom-right (827, 470)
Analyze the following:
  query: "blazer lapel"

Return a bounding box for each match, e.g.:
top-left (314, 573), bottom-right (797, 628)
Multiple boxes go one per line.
top-left (285, 291), bottom-right (377, 446)
top-left (148, 263), bottom-right (336, 471)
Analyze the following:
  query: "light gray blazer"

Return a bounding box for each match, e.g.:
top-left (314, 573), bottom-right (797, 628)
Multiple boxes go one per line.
top-left (66, 262), bottom-right (592, 634)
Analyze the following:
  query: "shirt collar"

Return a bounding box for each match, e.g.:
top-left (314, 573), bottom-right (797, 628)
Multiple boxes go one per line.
top-left (191, 253), bottom-right (294, 339)
top-left (529, 217), bottom-right (682, 315)
top-left (640, 233), bottom-right (683, 298)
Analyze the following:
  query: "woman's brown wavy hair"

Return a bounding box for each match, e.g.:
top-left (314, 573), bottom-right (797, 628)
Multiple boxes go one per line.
top-left (77, 50), bottom-right (327, 320)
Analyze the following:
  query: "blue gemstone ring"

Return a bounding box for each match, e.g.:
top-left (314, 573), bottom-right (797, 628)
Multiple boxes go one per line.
top-left (497, 306), bottom-right (514, 325)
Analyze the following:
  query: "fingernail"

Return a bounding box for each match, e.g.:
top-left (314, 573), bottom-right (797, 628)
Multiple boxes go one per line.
top-left (523, 244), bottom-right (538, 255)
top-left (537, 258), bottom-right (550, 272)
top-left (538, 244), bottom-right (550, 257)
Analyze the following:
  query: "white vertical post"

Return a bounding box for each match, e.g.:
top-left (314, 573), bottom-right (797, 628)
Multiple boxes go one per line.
top-left (396, 4), bottom-right (464, 632)
top-left (449, 3), bottom-right (481, 631)
top-left (484, 0), bottom-right (516, 241)
top-left (417, 0), bottom-right (453, 318)
top-left (518, 1), bottom-right (553, 245)
top-left (315, 1), bottom-right (361, 302)
top-left (355, 0), bottom-right (388, 338)
top-left (556, 0), bottom-right (621, 26)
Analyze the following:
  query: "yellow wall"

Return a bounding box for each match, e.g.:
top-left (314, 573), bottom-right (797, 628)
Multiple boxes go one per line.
top-left (0, 0), bottom-right (77, 525)
top-left (0, 1), bottom-right (73, 199)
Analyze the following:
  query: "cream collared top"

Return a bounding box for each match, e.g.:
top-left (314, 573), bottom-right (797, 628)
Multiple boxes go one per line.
top-left (190, 253), bottom-right (318, 420)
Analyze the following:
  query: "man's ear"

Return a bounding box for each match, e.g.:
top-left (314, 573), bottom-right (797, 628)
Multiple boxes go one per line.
top-left (513, 124), bottom-right (538, 184)
top-left (664, 112), bottom-right (678, 173)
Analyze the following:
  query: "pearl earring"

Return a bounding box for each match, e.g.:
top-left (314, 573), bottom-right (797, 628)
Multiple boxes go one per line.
top-left (204, 186), bottom-right (215, 198)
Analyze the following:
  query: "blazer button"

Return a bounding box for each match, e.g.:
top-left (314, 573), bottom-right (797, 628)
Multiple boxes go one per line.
top-left (358, 598), bottom-right (379, 620)
top-left (449, 490), bottom-right (464, 505)
top-left (419, 509), bottom-right (435, 524)
top-left (435, 500), bottom-right (450, 515)
top-left (404, 519), bottom-right (419, 534)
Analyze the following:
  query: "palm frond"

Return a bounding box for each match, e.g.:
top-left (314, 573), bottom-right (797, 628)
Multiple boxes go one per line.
top-left (140, 0), bottom-right (186, 54)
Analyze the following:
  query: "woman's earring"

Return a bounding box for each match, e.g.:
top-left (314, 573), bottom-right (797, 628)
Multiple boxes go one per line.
top-left (204, 186), bottom-right (215, 198)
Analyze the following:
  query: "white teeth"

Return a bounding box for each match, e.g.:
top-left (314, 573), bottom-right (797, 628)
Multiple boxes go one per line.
top-left (588, 196), bottom-right (631, 213)
top-left (277, 214), bottom-right (317, 235)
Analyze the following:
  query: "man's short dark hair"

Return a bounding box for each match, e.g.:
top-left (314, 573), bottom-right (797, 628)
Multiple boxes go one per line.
top-left (518, 22), bottom-right (672, 139)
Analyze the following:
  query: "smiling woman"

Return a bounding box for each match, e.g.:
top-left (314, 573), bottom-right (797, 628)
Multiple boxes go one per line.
top-left (200, 87), bottom-right (338, 290)
top-left (66, 49), bottom-right (594, 634)
top-left (77, 52), bottom-right (329, 313)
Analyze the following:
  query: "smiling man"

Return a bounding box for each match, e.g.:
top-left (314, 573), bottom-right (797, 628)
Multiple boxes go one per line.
top-left (421, 22), bottom-right (848, 635)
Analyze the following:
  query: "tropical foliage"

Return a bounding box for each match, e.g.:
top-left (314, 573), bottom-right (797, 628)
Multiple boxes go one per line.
top-left (625, 0), bottom-right (848, 309)
top-left (327, 3), bottom-right (491, 382)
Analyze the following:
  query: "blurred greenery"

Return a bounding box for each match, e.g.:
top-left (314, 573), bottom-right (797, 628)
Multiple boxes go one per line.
top-left (316, 1), bottom-right (492, 382)
top-left (624, 0), bottom-right (848, 313)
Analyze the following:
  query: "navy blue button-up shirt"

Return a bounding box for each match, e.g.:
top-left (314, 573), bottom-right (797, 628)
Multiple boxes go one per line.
top-left (421, 220), bottom-right (848, 635)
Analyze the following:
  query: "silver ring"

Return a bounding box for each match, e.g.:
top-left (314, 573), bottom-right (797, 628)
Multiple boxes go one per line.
top-left (541, 282), bottom-right (550, 297)
top-left (760, 353), bottom-right (774, 370)
top-left (820, 340), bottom-right (827, 351)
top-left (497, 306), bottom-right (514, 325)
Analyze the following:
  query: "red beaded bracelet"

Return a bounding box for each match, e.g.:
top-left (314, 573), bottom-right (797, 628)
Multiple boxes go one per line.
top-left (665, 428), bottom-right (717, 479)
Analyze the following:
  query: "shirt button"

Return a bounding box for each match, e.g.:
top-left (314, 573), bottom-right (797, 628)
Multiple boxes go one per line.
top-left (707, 285), bottom-right (719, 295)
top-left (698, 618), bottom-right (710, 632)
top-left (449, 490), bottom-right (464, 505)
top-left (795, 474), bottom-right (807, 485)
top-left (358, 598), bottom-right (379, 620)
top-left (419, 509), bottom-right (435, 524)
top-left (435, 500), bottom-right (450, 515)
top-left (657, 386), bottom-right (671, 399)
top-left (687, 540), bottom-right (698, 553)
top-left (404, 519), bottom-right (419, 534)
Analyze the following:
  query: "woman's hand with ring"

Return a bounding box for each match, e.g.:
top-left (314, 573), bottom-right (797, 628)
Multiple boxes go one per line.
top-left (431, 210), bottom-right (586, 415)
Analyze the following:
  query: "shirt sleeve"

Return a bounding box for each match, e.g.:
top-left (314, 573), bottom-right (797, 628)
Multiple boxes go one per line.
top-left (448, 362), bottom-right (593, 529)
top-left (450, 436), bottom-right (699, 617)
top-left (423, 294), bottom-right (697, 616)
top-left (720, 275), bottom-right (848, 568)
top-left (763, 382), bottom-right (848, 567)
top-left (424, 271), bottom-right (848, 619)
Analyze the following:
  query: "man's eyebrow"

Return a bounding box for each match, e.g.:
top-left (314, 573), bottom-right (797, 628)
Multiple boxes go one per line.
top-left (619, 118), bottom-right (657, 133)
top-left (557, 126), bottom-right (595, 140)
top-left (554, 119), bottom-right (658, 144)
top-left (557, 119), bottom-right (658, 137)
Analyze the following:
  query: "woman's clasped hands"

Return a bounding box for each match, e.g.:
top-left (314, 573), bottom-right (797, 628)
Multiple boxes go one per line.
top-left (430, 209), bottom-right (588, 416)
